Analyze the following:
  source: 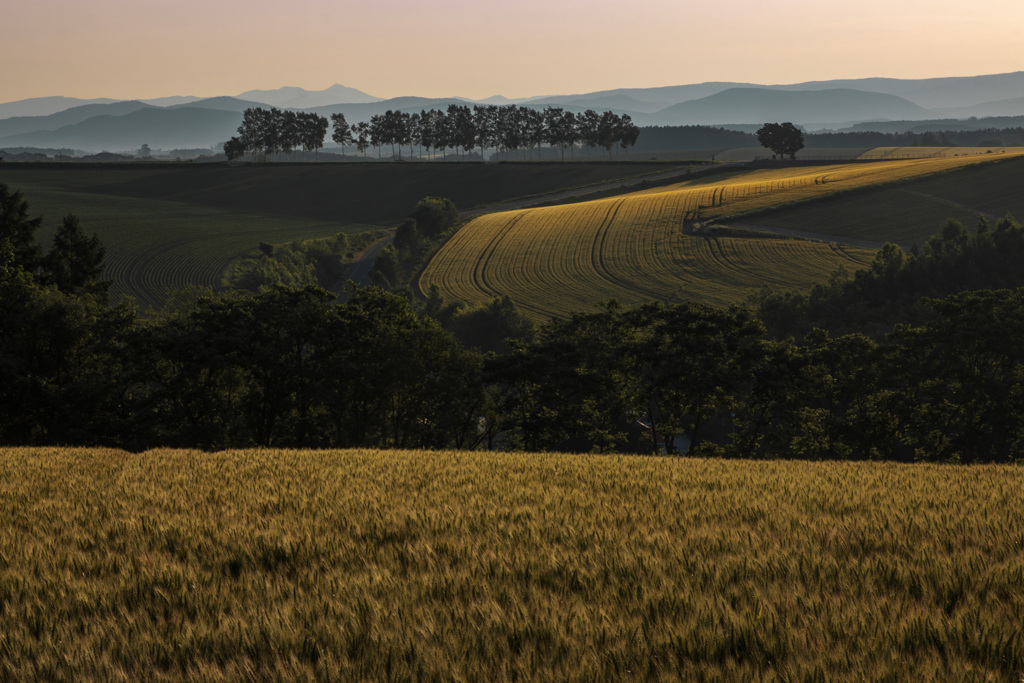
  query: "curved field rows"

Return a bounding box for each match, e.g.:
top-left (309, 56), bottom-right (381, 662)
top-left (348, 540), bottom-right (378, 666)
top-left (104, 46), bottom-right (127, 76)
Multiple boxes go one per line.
top-left (421, 155), bottom-right (1024, 319)
top-left (857, 146), bottom-right (1024, 159)
top-left (422, 198), bottom-right (874, 319)
top-left (626, 152), bottom-right (1024, 222)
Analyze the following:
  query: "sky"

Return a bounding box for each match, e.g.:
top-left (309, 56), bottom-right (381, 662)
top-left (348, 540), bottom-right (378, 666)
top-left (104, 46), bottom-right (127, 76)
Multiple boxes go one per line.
top-left (5, 0), bottom-right (1024, 103)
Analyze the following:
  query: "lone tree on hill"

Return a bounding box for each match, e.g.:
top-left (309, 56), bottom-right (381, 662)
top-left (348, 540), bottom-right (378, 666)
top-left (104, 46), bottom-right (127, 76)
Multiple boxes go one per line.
top-left (756, 122), bottom-right (804, 160)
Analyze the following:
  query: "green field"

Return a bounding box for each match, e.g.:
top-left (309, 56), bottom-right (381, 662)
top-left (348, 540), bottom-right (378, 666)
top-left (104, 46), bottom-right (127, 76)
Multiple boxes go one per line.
top-left (1, 447), bottom-right (1020, 680)
top-left (0, 162), bottom-right (677, 310)
top-left (730, 154), bottom-right (1024, 247)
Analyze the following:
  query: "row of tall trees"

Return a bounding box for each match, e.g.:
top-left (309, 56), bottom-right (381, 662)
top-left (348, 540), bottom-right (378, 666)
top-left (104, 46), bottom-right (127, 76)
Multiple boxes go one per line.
top-left (224, 108), bottom-right (330, 161)
top-left (228, 105), bottom-right (640, 162)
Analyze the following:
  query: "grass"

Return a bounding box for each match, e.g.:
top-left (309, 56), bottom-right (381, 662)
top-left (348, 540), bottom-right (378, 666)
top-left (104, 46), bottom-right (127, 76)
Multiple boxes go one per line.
top-left (421, 153), bottom-right (1024, 319)
top-left (0, 162), bottom-right (678, 310)
top-left (744, 155), bottom-right (1024, 247)
top-left (8, 179), bottom-right (367, 311)
top-left (628, 151), bottom-right (1024, 224)
top-left (0, 447), bottom-right (1020, 681)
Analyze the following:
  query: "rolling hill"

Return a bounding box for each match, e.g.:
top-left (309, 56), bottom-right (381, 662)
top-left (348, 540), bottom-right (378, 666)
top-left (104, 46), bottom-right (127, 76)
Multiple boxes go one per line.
top-left (0, 162), bottom-right (673, 310)
top-left (3, 72), bottom-right (1022, 152)
top-left (0, 96), bottom-right (121, 119)
top-left (420, 152), bottom-right (1024, 320)
top-left (0, 105), bottom-right (246, 151)
top-left (238, 84), bottom-right (381, 108)
top-left (0, 101), bottom-right (157, 139)
top-left (650, 88), bottom-right (931, 127)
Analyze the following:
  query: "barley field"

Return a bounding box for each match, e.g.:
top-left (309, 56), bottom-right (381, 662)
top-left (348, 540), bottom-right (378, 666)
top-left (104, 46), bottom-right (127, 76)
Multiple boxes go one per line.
top-left (1, 448), bottom-right (1021, 681)
top-left (421, 154), bottom-right (1024, 318)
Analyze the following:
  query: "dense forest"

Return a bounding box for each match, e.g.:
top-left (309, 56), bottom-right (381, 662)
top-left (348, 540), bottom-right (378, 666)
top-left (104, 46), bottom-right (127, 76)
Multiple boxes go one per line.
top-left (2, 182), bottom-right (1023, 462)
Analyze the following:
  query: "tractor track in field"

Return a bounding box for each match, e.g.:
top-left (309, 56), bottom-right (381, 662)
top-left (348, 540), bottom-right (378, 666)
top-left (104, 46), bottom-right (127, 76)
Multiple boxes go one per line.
top-left (721, 222), bottom-right (887, 250)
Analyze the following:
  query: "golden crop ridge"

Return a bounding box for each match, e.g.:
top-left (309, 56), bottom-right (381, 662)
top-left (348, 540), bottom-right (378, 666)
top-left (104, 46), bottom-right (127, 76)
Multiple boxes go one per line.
top-left (422, 154), bottom-right (1024, 319)
top-left (1, 448), bottom-right (1021, 681)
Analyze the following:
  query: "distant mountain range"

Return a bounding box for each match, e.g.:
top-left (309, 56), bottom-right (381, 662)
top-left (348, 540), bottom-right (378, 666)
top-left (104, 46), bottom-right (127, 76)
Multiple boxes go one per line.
top-left (1, 73), bottom-right (1022, 153)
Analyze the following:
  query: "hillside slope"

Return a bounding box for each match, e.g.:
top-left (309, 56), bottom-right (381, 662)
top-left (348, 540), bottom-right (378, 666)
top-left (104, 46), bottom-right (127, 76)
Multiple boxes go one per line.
top-left (421, 153), bottom-right (1024, 319)
top-left (1, 162), bottom-right (672, 310)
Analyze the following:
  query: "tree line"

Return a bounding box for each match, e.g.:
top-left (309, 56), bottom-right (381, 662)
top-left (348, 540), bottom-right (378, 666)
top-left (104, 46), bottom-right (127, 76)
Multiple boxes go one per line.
top-left (225, 105), bottom-right (640, 162)
top-left (626, 126), bottom-right (1024, 154)
top-left (3, 182), bottom-right (1024, 462)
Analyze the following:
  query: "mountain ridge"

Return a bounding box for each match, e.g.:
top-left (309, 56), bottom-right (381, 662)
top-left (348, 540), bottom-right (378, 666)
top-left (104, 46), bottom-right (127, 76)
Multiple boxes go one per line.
top-left (2, 73), bottom-right (1022, 153)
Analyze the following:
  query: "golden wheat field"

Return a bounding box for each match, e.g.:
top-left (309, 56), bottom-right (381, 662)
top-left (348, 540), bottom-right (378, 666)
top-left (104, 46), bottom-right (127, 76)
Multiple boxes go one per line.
top-left (1, 447), bottom-right (1021, 681)
top-left (857, 147), bottom-right (1024, 160)
top-left (421, 153), bottom-right (1024, 319)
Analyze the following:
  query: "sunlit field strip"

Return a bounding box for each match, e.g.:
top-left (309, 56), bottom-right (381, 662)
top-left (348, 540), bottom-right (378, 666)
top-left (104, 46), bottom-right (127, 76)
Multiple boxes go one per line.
top-left (421, 155), bottom-right (1023, 318)
top-left (1, 447), bottom-right (1020, 681)
top-left (627, 153), bottom-right (1024, 219)
top-left (858, 146), bottom-right (1024, 159)
top-left (422, 199), bottom-right (872, 320)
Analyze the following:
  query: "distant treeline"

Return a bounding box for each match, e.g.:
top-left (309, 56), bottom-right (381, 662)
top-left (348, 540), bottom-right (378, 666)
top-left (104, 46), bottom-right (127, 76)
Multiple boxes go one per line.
top-left (630, 126), bottom-right (1024, 152)
top-left (3, 182), bottom-right (1024, 462)
top-left (226, 105), bottom-right (641, 162)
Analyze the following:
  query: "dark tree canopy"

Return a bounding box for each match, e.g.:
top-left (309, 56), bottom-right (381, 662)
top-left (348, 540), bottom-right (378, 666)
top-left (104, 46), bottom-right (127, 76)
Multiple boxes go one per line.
top-left (0, 183), bottom-right (43, 270)
top-left (7, 182), bottom-right (1024, 464)
top-left (756, 122), bottom-right (805, 159)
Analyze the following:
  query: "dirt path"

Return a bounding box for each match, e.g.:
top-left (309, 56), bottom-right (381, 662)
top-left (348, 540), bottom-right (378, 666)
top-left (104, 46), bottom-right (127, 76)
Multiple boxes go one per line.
top-left (335, 235), bottom-right (393, 302)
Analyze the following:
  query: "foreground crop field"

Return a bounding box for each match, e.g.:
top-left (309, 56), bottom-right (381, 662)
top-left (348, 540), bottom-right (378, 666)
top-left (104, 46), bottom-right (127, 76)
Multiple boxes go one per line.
top-left (0, 162), bottom-right (672, 310)
top-left (422, 154), bottom-right (1023, 318)
top-left (1, 448), bottom-right (1021, 681)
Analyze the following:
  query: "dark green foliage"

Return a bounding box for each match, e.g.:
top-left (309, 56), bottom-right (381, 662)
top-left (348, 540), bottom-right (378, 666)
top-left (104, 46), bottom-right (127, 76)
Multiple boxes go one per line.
top-left (756, 122), bottom-right (805, 159)
top-left (756, 214), bottom-right (1024, 339)
top-left (0, 239), bottom-right (133, 445)
top-left (324, 287), bottom-right (486, 449)
top-left (234, 107), bottom-right (330, 161)
top-left (224, 231), bottom-right (389, 293)
top-left (0, 183), bottom-right (43, 270)
top-left (627, 125), bottom-right (1024, 153)
top-left (446, 295), bottom-right (534, 355)
top-left (734, 331), bottom-right (904, 460)
top-left (410, 197), bottom-right (459, 238)
top-left (622, 302), bottom-right (764, 455)
top-left (127, 285), bottom-right (485, 450)
top-left (223, 136), bottom-right (246, 161)
top-left (488, 302), bottom-right (638, 452)
top-left (891, 289), bottom-right (1024, 463)
top-left (489, 302), bottom-right (764, 454)
top-left (369, 197), bottom-right (461, 292)
top-left (5, 181), bottom-right (1024, 462)
top-left (41, 214), bottom-right (110, 302)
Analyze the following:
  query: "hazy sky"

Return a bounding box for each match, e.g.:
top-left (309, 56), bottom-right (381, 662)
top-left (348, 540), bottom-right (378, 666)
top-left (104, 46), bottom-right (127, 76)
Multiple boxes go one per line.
top-left (5, 0), bottom-right (1023, 102)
